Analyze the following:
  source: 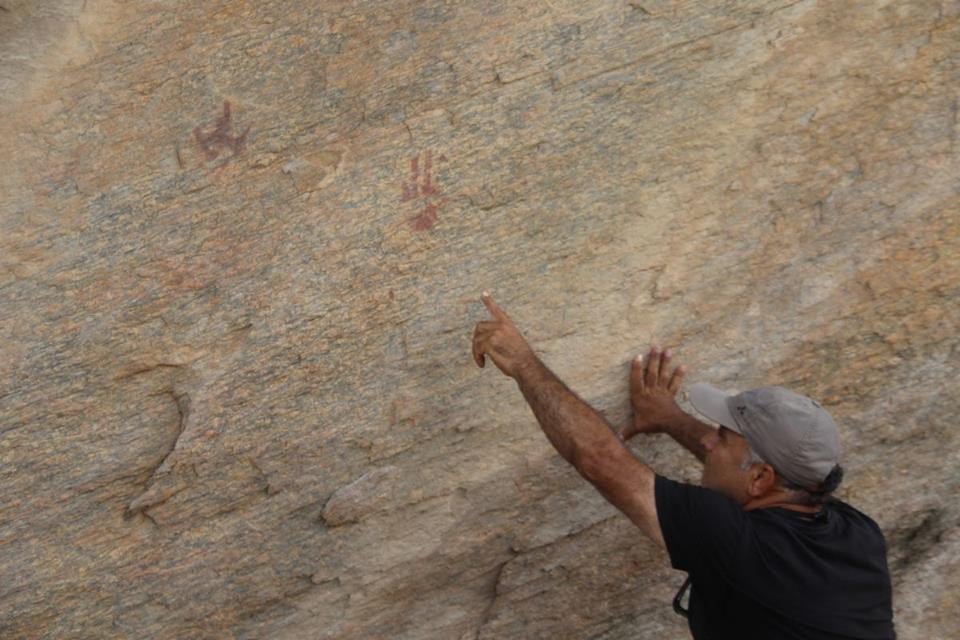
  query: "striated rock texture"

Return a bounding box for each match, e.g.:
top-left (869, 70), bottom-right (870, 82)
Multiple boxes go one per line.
top-left (1, 1), bottom-right (958, 638)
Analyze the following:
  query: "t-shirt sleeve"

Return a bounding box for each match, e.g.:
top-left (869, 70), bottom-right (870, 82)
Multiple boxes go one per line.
top-left (654, 474), bottom-right (746, 576)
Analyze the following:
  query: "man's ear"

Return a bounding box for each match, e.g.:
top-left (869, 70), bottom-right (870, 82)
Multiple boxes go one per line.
top-left (747, 464), bottom-right (778, 497)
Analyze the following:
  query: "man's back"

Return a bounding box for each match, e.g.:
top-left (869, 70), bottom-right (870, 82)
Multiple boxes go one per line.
top-left (655, 475), bottom-right (896, 639)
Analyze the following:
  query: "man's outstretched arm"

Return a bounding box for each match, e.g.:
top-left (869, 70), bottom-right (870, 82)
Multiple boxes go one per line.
top-left (513, 356), bottom-right (665, 547)
top-left (472, 292), bottom-right (664, 547)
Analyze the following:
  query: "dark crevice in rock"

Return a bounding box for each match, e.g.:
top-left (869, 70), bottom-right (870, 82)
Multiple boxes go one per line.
top-left (473, 557), bottom-right (512, 640)
top-left (890, 507), bottom-right (949, 574)
top-left (247, 457), bottom-right (280, 496)
top-left (124, 482), bottom-right (188, 521)
top-left (123, 390), bottom-right (192, 519)
top-left (315, 509), bottom-right (330, 528)
top-left (113, 363), bottom-right (184, 381)
top-left (140, 509), bottom-right (159, 528)
top-left (153, 390), bottom-right (191, 475)
top-left (309, 574), bottom-right (341, 588)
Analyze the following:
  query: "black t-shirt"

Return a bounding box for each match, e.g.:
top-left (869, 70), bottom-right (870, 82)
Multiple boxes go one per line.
top-left (654, 475), bottom-right (896, 639)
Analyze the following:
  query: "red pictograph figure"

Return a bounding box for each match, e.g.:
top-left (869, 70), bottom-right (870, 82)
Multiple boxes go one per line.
top-left (194, 101), bottom-right (250, 163)
top-left (401, 149), bottom-right (447, 231)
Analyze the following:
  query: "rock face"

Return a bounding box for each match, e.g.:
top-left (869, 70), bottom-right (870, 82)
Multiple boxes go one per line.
top-left (1, 1), bottom-right (958, 638)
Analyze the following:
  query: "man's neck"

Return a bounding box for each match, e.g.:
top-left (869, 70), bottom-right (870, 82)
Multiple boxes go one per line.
top-left (743, 492), bottom-right (820, 514)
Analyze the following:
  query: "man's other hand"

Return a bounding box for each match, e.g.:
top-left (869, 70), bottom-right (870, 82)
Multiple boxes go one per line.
top-left (619, 345), bottom-right (686, 441)
top-left (472, 292), bottom-right (538, 379)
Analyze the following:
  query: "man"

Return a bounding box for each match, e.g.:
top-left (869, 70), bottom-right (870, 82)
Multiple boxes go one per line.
top-left (472, 292), bottom-right (895, 639)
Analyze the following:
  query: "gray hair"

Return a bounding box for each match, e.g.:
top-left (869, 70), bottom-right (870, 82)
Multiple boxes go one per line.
top-left (739, 445), bottom-right (843, 506)
top-left (739, 445), bottom-right (765, 471)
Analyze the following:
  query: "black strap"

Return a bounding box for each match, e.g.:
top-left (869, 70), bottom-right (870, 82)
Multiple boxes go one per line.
top-left (673, 575), bottom-right (692, 618)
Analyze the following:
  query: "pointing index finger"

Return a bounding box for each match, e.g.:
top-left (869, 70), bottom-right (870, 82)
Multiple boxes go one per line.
top-left (481, 291), bottom-right (508, 321)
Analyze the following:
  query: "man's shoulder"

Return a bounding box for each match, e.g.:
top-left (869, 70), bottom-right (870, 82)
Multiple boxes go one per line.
top-left (824, 497), bottom-right (876, 518)
top-left (653, 474), bottom-right (747, 575)
top-left (750, 498), bottom-right (885, 537)
top-left (823, 498), bottom-right (888, 540)
top-left (745, 498), bottom-right (890, 566)
top-left (654, 474), bottom-right (743, 515)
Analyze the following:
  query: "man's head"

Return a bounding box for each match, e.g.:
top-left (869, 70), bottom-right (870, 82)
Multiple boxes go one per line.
top-left (688, 384), bottom-right (844, 507)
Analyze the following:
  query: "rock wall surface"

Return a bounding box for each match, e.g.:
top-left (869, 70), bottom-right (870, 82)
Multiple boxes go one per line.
top-left (1, 1), bottom-right (958, 638)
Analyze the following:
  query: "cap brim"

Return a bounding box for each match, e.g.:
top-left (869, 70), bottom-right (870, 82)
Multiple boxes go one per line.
top-left (688, 382), bottom-right (741, 433)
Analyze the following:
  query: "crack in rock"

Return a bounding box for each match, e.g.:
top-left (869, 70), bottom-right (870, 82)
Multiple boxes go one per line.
top-left (113, 362), bottom-right (185, 381)
top-left (473, 553), bottom-right (516, 640)
top-left (124, 390), bottom-right (192, 518)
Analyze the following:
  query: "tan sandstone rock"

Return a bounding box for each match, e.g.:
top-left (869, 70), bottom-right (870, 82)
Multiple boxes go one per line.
top-left (1, 1), bottom-right (957, 638)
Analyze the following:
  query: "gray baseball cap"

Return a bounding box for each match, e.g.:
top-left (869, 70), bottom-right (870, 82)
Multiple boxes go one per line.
top-left (687, 383), bottom-right (842, 490)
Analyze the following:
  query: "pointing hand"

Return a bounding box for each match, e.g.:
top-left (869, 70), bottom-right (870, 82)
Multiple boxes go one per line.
top-left (472, 292), bottom-right (538, 379)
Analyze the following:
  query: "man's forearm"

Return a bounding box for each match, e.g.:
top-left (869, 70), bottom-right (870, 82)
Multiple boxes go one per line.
top-left (660, 411), bottom-right (714, 463)
top-left (514, 356), bottom-right (618, 471)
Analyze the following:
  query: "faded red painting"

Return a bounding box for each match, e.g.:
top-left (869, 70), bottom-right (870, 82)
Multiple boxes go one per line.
top-left (401, 149), bottom-right (447, 231)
